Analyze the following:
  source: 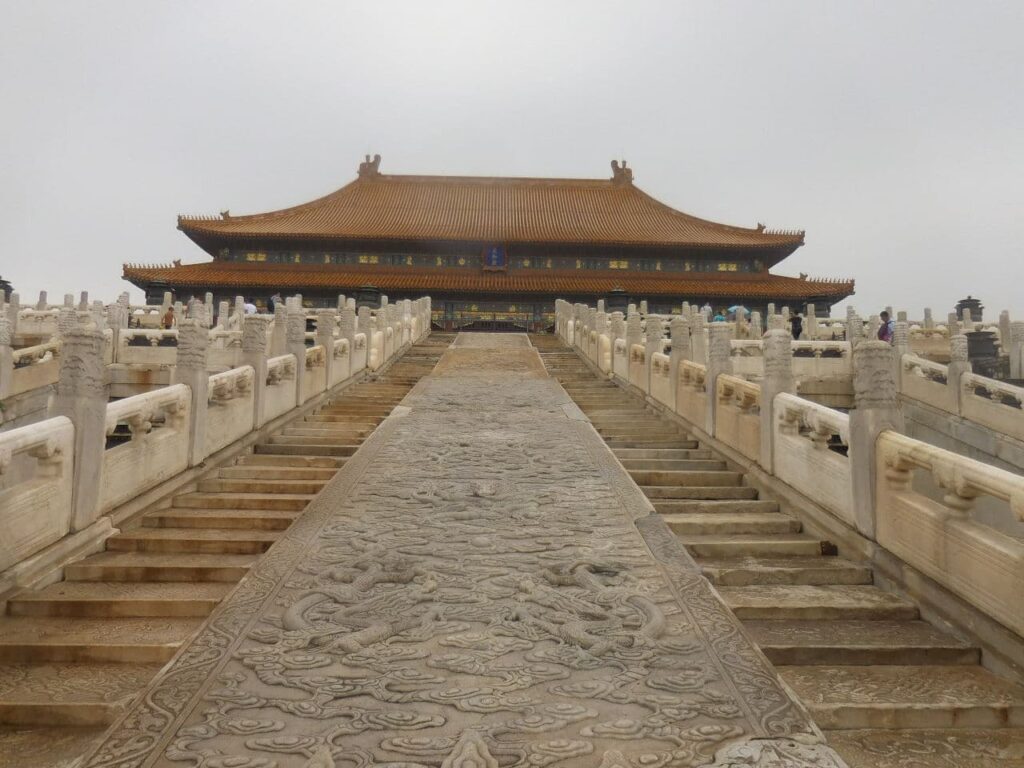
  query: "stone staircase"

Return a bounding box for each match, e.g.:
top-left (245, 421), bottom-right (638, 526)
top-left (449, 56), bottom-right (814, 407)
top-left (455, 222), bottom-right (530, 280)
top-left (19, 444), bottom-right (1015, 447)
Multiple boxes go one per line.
top-left (0, 334), bottom-right (451, 768)
top-left (534, 336), bottom-right (1024, 768)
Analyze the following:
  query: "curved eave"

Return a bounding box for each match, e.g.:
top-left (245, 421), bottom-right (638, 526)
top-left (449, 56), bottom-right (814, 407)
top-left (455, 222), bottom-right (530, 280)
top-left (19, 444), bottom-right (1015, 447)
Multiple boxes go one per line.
top-left (123, 261), bottom-right (852, 302)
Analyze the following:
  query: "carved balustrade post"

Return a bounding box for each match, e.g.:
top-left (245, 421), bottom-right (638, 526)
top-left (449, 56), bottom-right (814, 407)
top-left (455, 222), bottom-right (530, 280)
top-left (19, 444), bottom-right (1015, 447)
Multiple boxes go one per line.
top-left (749, 311), bottom-right (762, 339)
top-left (760, 330), bottom-right (795, 472)
top-left (639, 300), bottom-right (648, 315)
top-left (5, 292), bottom-right (19, 337)
top-left (923, 307), bottom-right (934, 329)
top-left (767, 313), bottom-right (785, 332)
top-left (286, 306), bottom-right (307, 405)
top-left (243, 315), bottom-right (272, 428)
top-left (999, 310), bottom-right (1011, 356)
top-left (47, 322), bottom-right (107, 530)
top-left (690, 313), bottom-right (707, 365)
top-left (644, 316), bottom-right (665, 394)
top-left (173, 320), bottom-right (210, 466)
top-left (947, 335), bottom-right (971, 414)
top-left (338, 306), bottom-right (356, 378)
top-left (0, 315), bottom-right (12, 399)
top-left (270, 303), bottom-right (287, 356)
top-left (161, 291), bottom-right (172, 315)
top-left (669, 316), bottom-right (690, 406)
top-left (35, 291), bottom-right (48, 311)
top-left (706, 324), bottom-right (733, 435)
top-left (893, 320), bottom-right (910, 389)
top-left (849, 341), bottom-right (904, 540)
top-left (962, 307), bottom-right (975, 333)
top-left (1010, 321), bottom-right (1024, 380)
top-left (337, 294), bottom-right (346, 312)
top-left (625, 311), bottom-right (643, 363)
top-left (316, 310), bottom-right (336, 385)
top-left (947, 312), bottom-right (960, 337)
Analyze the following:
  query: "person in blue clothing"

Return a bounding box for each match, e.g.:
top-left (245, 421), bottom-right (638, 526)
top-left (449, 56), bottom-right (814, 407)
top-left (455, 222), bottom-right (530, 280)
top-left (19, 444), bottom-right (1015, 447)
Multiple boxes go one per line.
top-left (878, 311), bottom-right (895, 343)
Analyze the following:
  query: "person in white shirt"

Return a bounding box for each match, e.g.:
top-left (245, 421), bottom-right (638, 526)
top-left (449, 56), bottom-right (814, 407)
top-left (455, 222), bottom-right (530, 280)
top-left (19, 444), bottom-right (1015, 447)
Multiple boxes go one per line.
top-left (244, 298), bottom-right (258, 315)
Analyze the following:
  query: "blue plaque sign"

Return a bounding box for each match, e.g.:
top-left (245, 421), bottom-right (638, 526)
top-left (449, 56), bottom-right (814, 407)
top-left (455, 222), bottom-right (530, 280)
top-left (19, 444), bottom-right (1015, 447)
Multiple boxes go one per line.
top-left (482, 244), bottom-right (507, 271)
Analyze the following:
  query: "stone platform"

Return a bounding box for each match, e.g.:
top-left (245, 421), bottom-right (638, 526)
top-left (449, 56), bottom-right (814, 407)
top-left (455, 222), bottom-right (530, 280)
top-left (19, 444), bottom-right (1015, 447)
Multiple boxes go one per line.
top-left (81, 333), bottom-right (844, 768)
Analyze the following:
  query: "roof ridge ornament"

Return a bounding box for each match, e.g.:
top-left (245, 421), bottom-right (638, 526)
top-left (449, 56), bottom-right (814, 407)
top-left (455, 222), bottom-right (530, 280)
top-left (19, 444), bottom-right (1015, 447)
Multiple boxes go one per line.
top-left (358, 154), bottom-right (382, 179)
top-left (610, 159), bottom-right (633, 186)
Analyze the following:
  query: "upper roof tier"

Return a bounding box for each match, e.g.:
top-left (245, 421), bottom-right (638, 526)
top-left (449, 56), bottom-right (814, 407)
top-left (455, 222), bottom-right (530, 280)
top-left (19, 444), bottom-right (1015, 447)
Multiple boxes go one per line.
top-left (178, 156), bottom-right (805, 253)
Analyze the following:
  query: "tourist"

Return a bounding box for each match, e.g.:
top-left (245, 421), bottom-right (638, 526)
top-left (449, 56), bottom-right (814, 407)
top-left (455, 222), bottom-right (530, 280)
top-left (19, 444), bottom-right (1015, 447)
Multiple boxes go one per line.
top-left (790, 312), bottom-right (803, 340)
top-left (161, 305), bottom-right (175, 329)
top-left (878, 311), bottom-right (895, 343)
top-left (244, 297), bottom-right (258, 315)
top-left (269, 293), bottom-right (283, 313)
top-left (713, 310), bottom-right (726, 322)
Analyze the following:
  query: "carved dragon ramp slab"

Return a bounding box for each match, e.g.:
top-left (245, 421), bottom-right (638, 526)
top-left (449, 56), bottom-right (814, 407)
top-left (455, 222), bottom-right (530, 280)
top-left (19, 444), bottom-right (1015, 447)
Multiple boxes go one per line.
top-left (83, 333), bottom-right (846, 768)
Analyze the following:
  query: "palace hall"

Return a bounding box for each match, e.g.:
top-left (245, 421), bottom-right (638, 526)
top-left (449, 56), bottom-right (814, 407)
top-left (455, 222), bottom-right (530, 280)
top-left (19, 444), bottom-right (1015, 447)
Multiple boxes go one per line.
top-left (124, 156), bottom-right (854, 330)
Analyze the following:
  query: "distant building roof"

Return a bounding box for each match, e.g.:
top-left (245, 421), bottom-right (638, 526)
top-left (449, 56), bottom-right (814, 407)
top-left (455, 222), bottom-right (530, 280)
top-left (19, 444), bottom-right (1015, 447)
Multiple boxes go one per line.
top-left (178, 157), bottom-right (805, 253)
top-left (123, 261), bottom-right (853, 301)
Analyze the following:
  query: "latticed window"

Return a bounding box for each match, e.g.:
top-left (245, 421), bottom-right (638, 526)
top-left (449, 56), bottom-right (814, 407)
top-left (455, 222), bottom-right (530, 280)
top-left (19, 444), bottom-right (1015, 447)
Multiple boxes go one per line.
top-left (717, 262), bottom-right (738, 272)
top-left (245, 252), bottom-right (268, 262)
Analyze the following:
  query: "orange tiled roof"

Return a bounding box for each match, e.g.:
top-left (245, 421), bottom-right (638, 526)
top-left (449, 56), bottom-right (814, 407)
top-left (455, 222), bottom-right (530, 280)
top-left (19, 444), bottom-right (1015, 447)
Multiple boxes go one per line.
top-left (123, 261), bottom-right (853, 301)
top-left (177, 159), bottom-right (804, 251)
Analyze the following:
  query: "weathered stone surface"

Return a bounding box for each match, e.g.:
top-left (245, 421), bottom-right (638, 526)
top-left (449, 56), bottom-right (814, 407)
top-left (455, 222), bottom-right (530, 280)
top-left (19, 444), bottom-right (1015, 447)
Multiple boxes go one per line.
top-left (82, 333), bottom-right (839, 768)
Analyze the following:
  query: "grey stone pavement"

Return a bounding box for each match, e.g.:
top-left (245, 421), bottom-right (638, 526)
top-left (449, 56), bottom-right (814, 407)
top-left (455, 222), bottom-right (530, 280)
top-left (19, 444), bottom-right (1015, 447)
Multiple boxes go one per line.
top-left (82, 334), bottom-right (845, 768)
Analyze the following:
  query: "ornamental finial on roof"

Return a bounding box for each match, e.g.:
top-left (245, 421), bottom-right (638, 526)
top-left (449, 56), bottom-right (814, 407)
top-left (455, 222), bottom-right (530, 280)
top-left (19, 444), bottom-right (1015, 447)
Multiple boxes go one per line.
top-left (220, 210), bottom-right (231, 220)
top-left (610, 159), bottom-right (633, 185)
top-left (358, 154), bottom-right (382, 178)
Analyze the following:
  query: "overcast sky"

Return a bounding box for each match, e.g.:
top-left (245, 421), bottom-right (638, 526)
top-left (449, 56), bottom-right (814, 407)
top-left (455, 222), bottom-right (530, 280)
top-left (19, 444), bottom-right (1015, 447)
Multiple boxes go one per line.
top-left (1, 1), bottom-right (1021, 319)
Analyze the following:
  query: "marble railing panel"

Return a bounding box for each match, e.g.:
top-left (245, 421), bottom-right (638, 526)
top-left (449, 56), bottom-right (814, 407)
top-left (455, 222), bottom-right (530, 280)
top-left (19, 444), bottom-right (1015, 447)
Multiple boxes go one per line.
top-left (205, 366), bottom-right (256, 457)
top-left (960, 373), bottom-right (1024, 443)
top-left (877, 430), bottom-right (1024, 636)
top-left (99, 385), bottom-right (190, 514)
top-left (676, 361), bottom-right (707, 427)
top-left (649, 352), bottom-right (672, 407)
top-left (351, 332), bottom-right (368, 374)
top-left (10, 341), bottom-right (61, 397)
top-left (301, 346), bottom-right (327, 403)
top-left (0, 416), bottom-right (74, 572)
top-left (901, 354), bottom-right (955, 413)
top-left (329, 339), bottom-right (350, 388)
top-left (612, 338), bottom-right (628, 381)
top-left (715, 374), bottom-right (761, 462)
top-left (773, 392), bottom-right (854, 526)
top-left (116, 329), bottom-right (178, 366)
top-left (628, 344), bottom-right (646, 392)
top-left (263, 355), bottom-right (297, 423)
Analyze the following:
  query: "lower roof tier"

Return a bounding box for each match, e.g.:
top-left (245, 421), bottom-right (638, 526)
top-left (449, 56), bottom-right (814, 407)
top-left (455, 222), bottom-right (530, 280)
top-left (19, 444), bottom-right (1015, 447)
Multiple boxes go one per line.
top-left (123, 261), bottom-right (854, 302)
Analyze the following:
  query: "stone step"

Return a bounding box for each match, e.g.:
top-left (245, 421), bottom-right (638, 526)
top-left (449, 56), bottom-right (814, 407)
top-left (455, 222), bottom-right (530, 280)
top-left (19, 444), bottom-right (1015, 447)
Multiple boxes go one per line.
top-left (827, 728), bottom-right (1024, 767)
top-left (0, 662), bottom-right (161, 727)
top-left (629, 470), bottom-right (744, 487)
top-left (269, 434), bottom-right (361, 446)
top-left (143, 507), bottom-right (300, 530)
top-left (606, 440), bottom-right (702, 449)
top-left (217, 465), bottom-right (338, 481)
top-left (235, 453), bottom-right (345, 468)
top-left (620, 459), bottom-right (727, 471)
top-left (6, 582), bottom-right (231, 618)
top-left (612, 448), bottom-right (712, 460)
top-left (662, 512), bottom-right (801, 536)
top-left (745, 620), bottom-right (980, 666)
top-left (197, 478), bottom-right (327, 494)
top-left (779, 665), bottom-right (1024, 730)
top-left (700, 556), bottom-right (872, 586)
top-left (282, 427), bottom-right (371, 438)
top-left (106, 527), bottom-right (280, 555)
top-left (0, 617), bottom-right (200, 663)
top-left (174, 491), bottom-right (313, 510)
top-left (309, 413), bottom-right (386, 423)
top-left (65, 552), bottom-right (256, 583)
top-left (0, 725), bottom-right (106, 766)
top-left (719, 585), bottom-right (919, 621)
top-left (675, 534), bottom-right (835, 558)
top-left (654, 499), bottom-right (780, 514)
top-left (254, 442), bottom-right (358, 457)
top-left (302, 418), bottom-right (380, 428)
top-left (640, 486), bottom-right (760, 500)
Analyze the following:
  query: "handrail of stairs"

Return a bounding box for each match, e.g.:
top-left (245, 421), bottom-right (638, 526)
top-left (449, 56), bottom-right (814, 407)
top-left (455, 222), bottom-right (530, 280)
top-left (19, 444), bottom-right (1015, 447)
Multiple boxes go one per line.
top-left (0, 295), bottom-right (433, 600)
